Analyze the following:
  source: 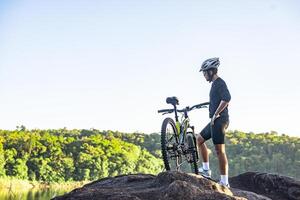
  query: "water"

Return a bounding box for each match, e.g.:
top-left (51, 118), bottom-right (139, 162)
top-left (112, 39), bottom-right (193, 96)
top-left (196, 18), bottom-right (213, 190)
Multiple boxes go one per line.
top-left (0, 188), bottom-right (69, 200)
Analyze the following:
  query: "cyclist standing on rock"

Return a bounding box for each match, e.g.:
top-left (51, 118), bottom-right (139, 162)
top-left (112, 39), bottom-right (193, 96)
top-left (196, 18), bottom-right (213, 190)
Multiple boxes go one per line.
top-left (196, 57), bottom-right (231, 187)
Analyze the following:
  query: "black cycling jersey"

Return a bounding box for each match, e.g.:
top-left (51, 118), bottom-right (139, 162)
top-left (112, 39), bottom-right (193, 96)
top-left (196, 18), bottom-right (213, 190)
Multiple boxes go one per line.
top-left (209, 77), bottom-right (231, 119)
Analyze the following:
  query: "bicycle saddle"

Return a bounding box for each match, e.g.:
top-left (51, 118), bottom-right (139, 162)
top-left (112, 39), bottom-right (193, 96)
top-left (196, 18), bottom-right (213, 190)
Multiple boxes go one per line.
top-left (166, 96), bottom-right (179, 106)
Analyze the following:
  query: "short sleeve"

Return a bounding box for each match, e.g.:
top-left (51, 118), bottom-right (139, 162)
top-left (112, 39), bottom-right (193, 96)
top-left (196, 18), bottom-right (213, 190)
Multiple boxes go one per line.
top-left (218, 81), bottom-right (231, 102)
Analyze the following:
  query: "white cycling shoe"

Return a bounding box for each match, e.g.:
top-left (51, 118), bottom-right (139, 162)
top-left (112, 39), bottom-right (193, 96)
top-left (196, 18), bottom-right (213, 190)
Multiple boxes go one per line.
top-left (198, 167), bottom-right (212, 178)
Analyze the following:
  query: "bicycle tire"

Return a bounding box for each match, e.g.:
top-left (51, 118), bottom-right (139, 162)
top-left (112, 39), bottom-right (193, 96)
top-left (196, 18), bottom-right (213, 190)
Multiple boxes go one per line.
top-left (161, 117), bottom-right (180, 171)
top-left (187, 133), bottom-right (199, 174)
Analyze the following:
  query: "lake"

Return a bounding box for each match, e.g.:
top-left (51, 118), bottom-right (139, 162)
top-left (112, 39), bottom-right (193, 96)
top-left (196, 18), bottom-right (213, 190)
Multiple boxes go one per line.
top-left (0, 188), bottom-right (70, 200)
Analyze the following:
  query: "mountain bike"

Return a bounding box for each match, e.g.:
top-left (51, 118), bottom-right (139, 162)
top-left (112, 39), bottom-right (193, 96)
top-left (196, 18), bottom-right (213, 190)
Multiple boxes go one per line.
top-left (158, 96), bottom-right (209, 174)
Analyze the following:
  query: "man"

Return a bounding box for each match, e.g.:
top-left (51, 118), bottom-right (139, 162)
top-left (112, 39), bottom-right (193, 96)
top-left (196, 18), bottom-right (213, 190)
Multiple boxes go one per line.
top-left (197, 57), bottom-right (231, 187)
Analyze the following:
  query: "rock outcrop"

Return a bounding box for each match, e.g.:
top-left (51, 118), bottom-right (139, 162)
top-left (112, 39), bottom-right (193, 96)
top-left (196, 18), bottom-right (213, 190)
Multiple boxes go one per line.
top-left (230, 172), bottom-right (300, 200)
top-left (53, 171), bottom-right (300, 200)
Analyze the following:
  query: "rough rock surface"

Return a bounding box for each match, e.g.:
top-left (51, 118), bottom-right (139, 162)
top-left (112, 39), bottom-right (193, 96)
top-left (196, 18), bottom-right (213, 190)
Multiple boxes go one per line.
top-left (230, 172), bottom-right (300, 200)
top-left (53, 171), bottom-right (299, 200)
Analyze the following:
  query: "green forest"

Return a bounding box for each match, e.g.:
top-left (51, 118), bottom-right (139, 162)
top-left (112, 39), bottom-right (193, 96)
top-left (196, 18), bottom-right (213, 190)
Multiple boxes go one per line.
top-left (0, 128), bottom-right (299, 183)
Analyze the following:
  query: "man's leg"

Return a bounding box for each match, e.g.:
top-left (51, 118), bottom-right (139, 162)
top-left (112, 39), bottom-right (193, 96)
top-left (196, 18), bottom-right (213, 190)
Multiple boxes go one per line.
top-left (212, 119), bottom-right (230, 186)
top-left (197, 123), bottom-right (212, 164)
top-left (214, 144), bottom-right (228, 175)
top-left (196, 123), bottom-right (212, 177)
top-left (197, 135), bottom-right (209, 163)
top-left (215, 144), bottom-right (230, 186)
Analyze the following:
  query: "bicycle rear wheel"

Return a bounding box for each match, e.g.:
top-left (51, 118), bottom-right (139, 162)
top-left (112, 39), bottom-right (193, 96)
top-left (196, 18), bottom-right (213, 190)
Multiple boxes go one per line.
top-left (161, 117), bottom-right (181, 171)
top-left (187, 133), bottom-right (199, 174)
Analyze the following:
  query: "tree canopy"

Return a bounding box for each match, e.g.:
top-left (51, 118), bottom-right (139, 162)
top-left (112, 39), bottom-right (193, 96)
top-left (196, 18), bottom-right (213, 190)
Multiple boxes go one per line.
top-left (0, 128), bottom-right (298, 182)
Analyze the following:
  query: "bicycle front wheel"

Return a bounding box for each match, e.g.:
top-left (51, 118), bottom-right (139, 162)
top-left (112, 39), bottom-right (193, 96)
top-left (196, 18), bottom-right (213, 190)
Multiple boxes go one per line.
top-left (161, 117), bottom-right (181, 171)
top-left (187, 133), bottom-right (199, 174)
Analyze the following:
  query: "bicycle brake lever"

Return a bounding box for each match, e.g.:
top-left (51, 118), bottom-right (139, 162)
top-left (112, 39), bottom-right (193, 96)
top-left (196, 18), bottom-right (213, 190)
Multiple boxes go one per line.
top-left (197, 105), bottom-right (208, 109)
top-left (162, 111), bottom-right (173, 115)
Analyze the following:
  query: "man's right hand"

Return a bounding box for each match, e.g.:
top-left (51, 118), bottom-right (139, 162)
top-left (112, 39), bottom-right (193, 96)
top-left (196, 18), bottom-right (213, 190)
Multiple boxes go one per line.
top-left (211, 114), bottom-right (220, 126)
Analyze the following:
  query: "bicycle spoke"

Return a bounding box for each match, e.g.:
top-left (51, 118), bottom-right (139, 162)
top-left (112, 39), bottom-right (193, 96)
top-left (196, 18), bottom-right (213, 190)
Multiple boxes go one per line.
top-left (167, 135), bottom-right (174, 142)
top-left (177, 160), bottom-right (188, 168)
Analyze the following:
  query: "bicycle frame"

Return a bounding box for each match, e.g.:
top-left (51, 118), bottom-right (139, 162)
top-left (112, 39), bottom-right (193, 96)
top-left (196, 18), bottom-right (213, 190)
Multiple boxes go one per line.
top-left (174, 107), bottom-right (193, 145)
top-left (158, 101), bottom-right (209, 141)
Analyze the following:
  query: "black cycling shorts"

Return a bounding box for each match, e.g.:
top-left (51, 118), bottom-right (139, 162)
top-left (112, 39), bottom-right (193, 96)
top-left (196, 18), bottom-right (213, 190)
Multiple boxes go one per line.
top-left (200, 117), bottom-right (229, 144)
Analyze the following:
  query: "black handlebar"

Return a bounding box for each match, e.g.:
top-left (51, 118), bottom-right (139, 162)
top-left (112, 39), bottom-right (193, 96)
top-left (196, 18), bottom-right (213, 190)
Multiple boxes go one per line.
top-left (158, 102), bottom-right (209, 115)
top-left (157, 109), bottom-right (174, 113)
top-left (190, 102), bottom-right (210, 110)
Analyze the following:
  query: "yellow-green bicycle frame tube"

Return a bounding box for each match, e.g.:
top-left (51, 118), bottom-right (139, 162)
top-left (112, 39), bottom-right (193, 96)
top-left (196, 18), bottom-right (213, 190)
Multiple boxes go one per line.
top-left (175, 121), bottom-right (180, 134)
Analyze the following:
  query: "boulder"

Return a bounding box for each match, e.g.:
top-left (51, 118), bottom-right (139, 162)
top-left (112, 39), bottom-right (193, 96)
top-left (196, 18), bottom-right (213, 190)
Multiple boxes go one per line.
top-left (53, 171), bottom-right (299, 200)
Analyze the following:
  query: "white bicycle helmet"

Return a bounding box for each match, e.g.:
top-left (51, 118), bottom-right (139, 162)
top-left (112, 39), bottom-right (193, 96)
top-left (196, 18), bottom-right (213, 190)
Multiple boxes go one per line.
top-left (199, 57), bottom-right (220, 72)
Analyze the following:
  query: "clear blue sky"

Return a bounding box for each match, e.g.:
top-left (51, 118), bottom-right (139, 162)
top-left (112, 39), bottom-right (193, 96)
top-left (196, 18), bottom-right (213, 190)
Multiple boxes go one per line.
top-left (0, 0), bottom-right (299, 136)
